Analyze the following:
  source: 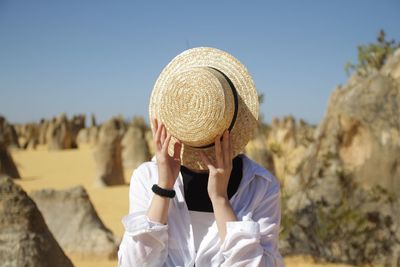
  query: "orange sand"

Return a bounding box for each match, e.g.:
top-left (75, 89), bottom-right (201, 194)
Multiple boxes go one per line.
top-left (11, 146), bottom-right (354, 267)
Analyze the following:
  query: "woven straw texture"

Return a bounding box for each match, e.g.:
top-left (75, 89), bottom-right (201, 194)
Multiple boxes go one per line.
top-left (149, 47), bottom-right (259, 170)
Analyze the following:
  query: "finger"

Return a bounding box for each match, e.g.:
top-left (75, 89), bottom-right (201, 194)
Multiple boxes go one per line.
top-left (199, 151), bottom-right (214, 171)
top-left (154, 120), bottom-right (162, 150)
top-left (160, 123), bottom-right (166, 145)
top-left (229, 131), bottom-right (234, 161)
top-left (151, 118), bottom-right (158, 137)
top-left (214, 135), bottom-right (223, 168)
top-left (173, 139), bottom-right (182, 160)
top-left (222, 130), bottom-right (230, 166)
top-left (162, 133), bottom-right (172, 154)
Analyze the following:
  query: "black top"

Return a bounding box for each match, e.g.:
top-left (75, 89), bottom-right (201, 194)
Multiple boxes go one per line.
top-left (180, 156), bottom-right (243, 213)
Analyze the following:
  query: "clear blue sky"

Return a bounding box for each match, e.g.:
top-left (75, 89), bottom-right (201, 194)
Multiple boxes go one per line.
top-left (1, 0), bottom-right (399, 125)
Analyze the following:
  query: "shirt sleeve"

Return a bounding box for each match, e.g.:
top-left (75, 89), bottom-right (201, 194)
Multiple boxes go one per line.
top-left (217, 177), bottom-right (284, 267)
top-left (118, 164), bottom-right (169, 267)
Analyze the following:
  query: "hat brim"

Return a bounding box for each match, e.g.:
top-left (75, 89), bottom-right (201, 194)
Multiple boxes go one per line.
top-left (149, 47), bottom-right (259, 170)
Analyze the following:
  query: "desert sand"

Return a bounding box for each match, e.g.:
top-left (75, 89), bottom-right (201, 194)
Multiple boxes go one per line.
top-left (11, 146), bottom-right (354, 267)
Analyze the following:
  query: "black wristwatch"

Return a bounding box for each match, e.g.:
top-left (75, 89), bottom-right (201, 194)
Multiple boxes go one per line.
top-left (152, 184), bottom-right (176, 198)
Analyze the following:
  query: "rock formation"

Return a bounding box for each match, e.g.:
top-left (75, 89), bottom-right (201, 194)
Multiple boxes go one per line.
top-left (38, 119), bottom-right (49, 145)
top-left (0, 141), bottom-right (20, 179)
top-left (93, 117), bottom-right (125, 186)
top-left (382, 48), bottom-right (400, 81)
top-left (23, 123), bottom-right (39, 149)
top-left (70, 114), bottom-right (86, 148)
top-left (145, 129), bottom-right (155, 156)
top-left (281, 49), bottom-right (400, 266)
top-left (11, 114), bottom-right (86, 150)
top-left (0, 116), bottom-right (19, 149)
top-left (76, 126), bottom-right (99, 148)
top-left (31, 186), bottom-right (118, 259)
top-left (13, 123), bottom-right (38, 149)
top-left (46, 113), bottom-right (73, 150)
top-left (121, 118), bottom-right (150, 170)
top-left (0, 117), bottom-right (21, 178)
top-left (0, 177), bottom-right (73, 267)
top-left (245, 126), bottom-right (275, 174)
top-left (270, 117), bottom-right (315, 193)
top-left (90, 113), bottom-right (97, 128)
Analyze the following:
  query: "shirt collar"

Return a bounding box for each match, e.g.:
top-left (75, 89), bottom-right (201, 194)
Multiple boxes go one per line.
top-left (172, 154), bottom-right (272, 208)
top-left (240, 154), bottom-right (273, 183)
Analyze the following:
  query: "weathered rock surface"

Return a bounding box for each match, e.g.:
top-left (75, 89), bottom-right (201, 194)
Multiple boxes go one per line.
top-left (93, 118), bottom-right (125, 186)
top-left (76, 114), bottom-right (99, 148)
top-left (38, 119), bottom-right (49, 145)
top-left (46, 113), bottom-right (73, 150)
top-left (281, 49), bottom-right (400, 266)
top-left (121, 125), bottom-right (150, 170)
top-left (0, 177), bottom-right (73, 267)
top-left (0, 117), bottom-right (21, 178)
top-left (31, 186), bottom-right (118, 259)
top-left (0, 116), bottom-right (19, 149)
top-left (382, 48), bottom-right (400, 81)
top-left (145, 128), bottom-right (155, 156)
top-left (245, 117), bottom-right (315, 193)
top-left (70, 114), bottom-right (86, 148)
top-left (12, 114), bottom-right (86, 150)
top-left (245, 126), bottom-right (275, 174)
top-left (0, 141), bottom-right (20, 179)
top-left (266, 116), bottom-right (315, 193)
top-left (14, 122), bottom-right (39, 149)
top-left (301, 72), bottom-right (400, 197)
top-left (76, 126), bottom-right (99, 147)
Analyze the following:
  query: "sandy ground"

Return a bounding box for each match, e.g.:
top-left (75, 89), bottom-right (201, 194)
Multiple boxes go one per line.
top-left (11, 146), bottom-right (354, 267)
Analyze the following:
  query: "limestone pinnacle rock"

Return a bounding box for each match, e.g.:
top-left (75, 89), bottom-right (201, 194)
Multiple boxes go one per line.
top-left (0, 177), bottom-right (74, 267)
top-left (31, 186), bottom-right (119, 260)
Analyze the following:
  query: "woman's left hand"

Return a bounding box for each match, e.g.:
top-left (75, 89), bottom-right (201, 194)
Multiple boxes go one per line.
top-left (200, 130), bottom-right (233, 202)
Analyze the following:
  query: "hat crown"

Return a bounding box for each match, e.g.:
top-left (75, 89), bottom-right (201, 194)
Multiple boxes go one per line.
top-left (159, 67), bottom-right (235, 147)
top-left (149, 47), bottom-right (259, 170)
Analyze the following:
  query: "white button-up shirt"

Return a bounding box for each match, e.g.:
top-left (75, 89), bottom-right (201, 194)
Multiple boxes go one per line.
top-left (118, 155), bottom-right (284, 267)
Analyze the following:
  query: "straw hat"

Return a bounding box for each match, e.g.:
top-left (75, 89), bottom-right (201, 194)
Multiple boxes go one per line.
top-left (149, 47), bottom-right (259, 170)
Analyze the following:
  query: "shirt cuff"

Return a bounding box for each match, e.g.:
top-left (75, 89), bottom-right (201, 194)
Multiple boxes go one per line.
top-left (122, 212), bottom-right (168, 236)
top-left (226, 220), bottom-right (260, 235)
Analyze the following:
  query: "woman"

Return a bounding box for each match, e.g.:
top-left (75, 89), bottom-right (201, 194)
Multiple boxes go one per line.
top-left (118, 47), bottom-right (284, 267)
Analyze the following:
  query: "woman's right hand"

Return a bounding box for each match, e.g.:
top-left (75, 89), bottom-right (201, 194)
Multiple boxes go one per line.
top-left (151, 118), bottom-right (182, 189)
